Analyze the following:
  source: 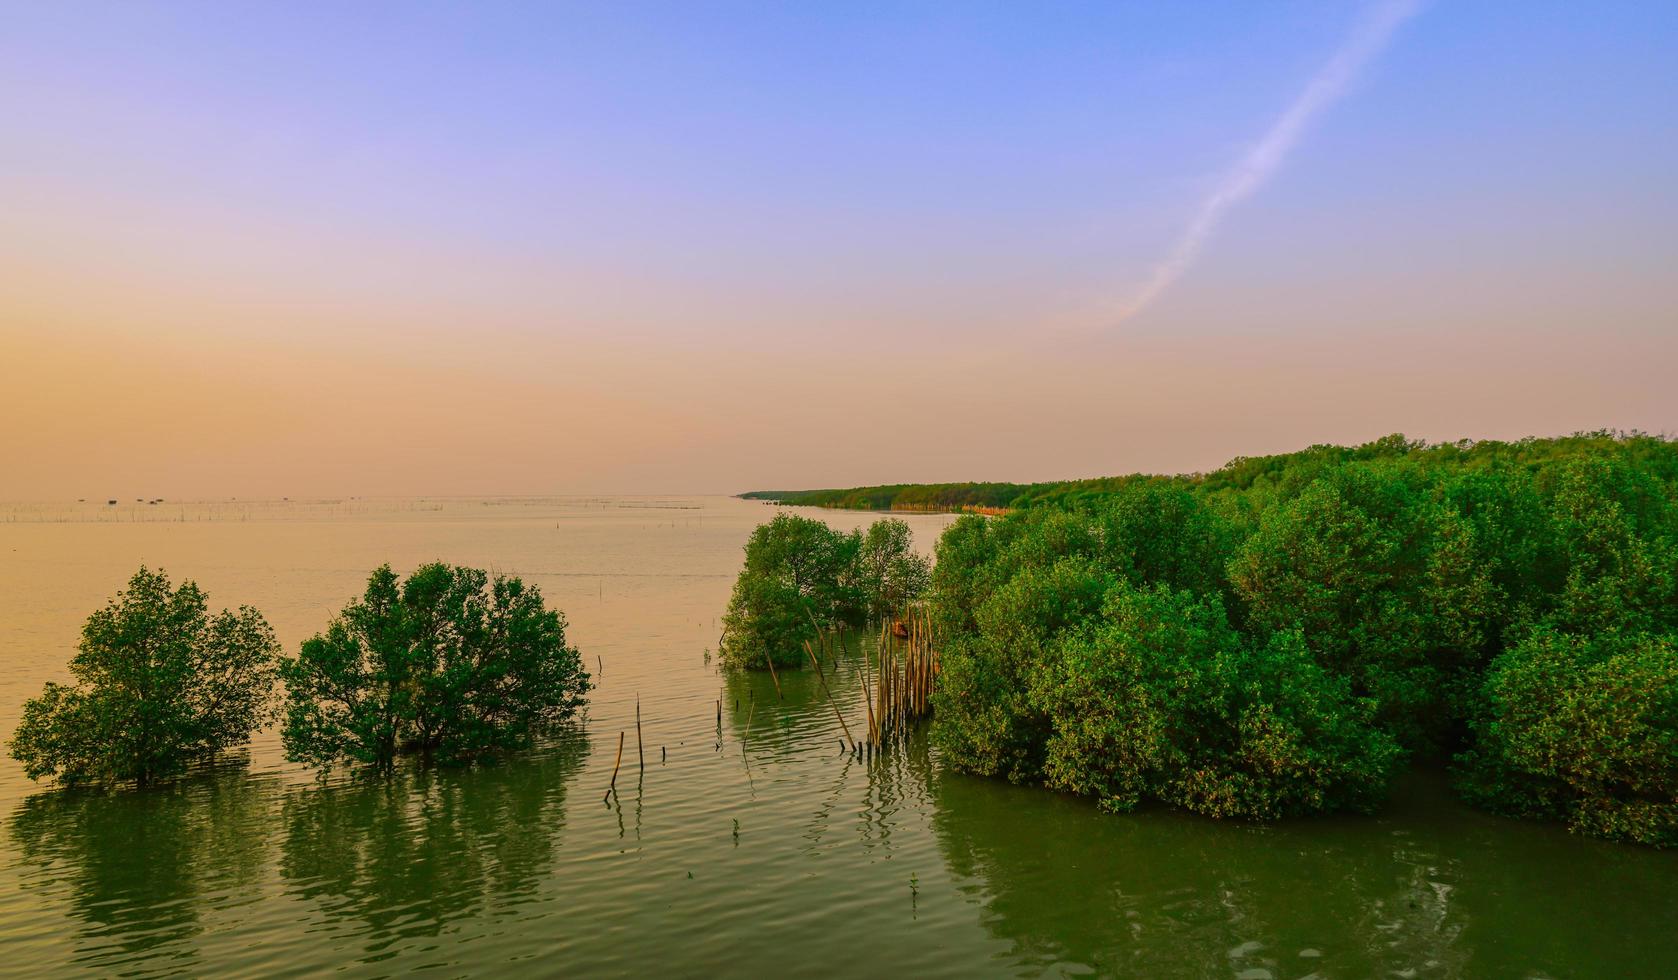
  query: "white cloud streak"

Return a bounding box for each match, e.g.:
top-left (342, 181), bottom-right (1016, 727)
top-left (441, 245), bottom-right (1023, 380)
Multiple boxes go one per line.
top-left (1115, 0), bottom-right (1424, 324)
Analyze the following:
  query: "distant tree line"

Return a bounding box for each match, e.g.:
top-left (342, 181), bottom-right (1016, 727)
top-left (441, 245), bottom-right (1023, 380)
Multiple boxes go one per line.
top-left (719, 514), bottom-right (930, 669)
top-left (740, 431), bottom-right (1678, 513)
top-left (9, 564), bottom-right (591, 786)
top-left (740, 483), bottom-right (1032, 512)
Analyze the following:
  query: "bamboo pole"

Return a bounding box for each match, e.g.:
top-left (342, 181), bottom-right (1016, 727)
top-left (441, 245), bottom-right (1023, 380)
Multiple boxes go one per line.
top-left (924, 609), bottom-right (933, 716)
top-left (805, 639), bottom-right (855, 750)
top-left (881, 637), bottom-right (890, 742)
top-left (763, 647), bottom-right (783, 700)
top-left (809, 640), bottom-right (828, 684)
top-left (887, 632), bottom-right (895, 737)
top-left (892, 639), bottom-right (900, 739)
top-left (910, 612), bottom-right (919, 717)
top-left (915, 608), bottom-right (923, 715)
top-left (920, 636), bottom-right (928, 714)
top-left (636, 695), bottom-right (644, 773)
top-left (887, 637), bottom-right (897, 738)
top-left (861, 631), bottom-right (878, 745)
top-left (880, 636), bottom-right (886, 733)
top-left (888, 621), bottom-right (896, 736)
top-left (906, 632), bottom-right (915, 721)
top-left (804, 608), bottom-right (837, 667)
top-left (604, 730), bottom-right (624, 804)
top-left (911, 618), bottom-right (921, 717)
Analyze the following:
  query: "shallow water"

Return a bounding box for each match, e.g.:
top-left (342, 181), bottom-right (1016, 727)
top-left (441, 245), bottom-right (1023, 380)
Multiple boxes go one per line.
top-left (1, 496), bottom-right (1674, 977)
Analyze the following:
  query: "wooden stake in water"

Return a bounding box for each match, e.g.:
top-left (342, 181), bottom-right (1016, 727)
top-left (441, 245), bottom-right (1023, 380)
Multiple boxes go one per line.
top-left (805, 639), bottom-right (855, 751)
top-left (804, 608), bottom-right (832, 666)
top-left (605, 730), bottom-right (625, 804)
top-left (741, 694), bottom-right (759, 774)
top-left (763, 647), bottom-right (783, 700)
top-left (861, 629), bottom-right (878, 745)
top-left (636, 695), bottom-right (644, 773)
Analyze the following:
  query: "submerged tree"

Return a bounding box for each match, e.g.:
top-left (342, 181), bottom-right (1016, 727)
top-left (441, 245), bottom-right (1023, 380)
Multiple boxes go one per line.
top-left (1035, 584), bottom-right (1399, 819)
top-left (911, 433), bottom-right (1678, 839)
top-left (720, 513), bottom-right (858, 669)
top-left (8, 567), bottom-right (279, 787)
top-left (719, 513), bottom-right (930, 669)
top-left (280, 563), bottom-right (591, 771)
top-left (1457, 629), bottom-right (1678, 847)
top-left (855, 518), bottom-right (932, 622)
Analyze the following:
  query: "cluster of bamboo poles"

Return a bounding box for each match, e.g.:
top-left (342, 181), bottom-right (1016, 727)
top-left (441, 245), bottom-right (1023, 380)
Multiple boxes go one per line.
top-left (863, 605), bottom-right (938, 748)
top-left (603, 608), bottom-right (942, 802)
top-left (804, 605), bottom-right (939, 756)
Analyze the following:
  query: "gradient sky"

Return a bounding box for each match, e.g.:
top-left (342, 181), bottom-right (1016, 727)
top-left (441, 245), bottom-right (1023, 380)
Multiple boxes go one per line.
top-left (3, 1), bottom-right (1675, 498)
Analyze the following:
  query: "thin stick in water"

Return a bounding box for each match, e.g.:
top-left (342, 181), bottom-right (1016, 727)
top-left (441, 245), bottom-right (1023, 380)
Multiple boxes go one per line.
top-left (763, 647), bottom-right (783, 700)
top-left (805, 639), bottom-right (855, 751)
top-left (604, 730), bottom-right (625, 804)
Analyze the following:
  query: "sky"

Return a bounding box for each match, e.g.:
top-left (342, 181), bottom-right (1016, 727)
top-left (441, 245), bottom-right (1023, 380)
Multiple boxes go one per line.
top-left (2, 1), bottom-right (1675, 498)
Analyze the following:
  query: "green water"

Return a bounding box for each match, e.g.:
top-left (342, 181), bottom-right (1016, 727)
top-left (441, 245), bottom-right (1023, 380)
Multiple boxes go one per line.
top-left (1, 497), bottom-right (1674, 977)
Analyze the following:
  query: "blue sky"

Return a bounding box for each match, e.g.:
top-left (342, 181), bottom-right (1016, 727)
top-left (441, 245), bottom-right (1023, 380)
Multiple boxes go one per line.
top-left (2, 2), bottom-right (1674, 495)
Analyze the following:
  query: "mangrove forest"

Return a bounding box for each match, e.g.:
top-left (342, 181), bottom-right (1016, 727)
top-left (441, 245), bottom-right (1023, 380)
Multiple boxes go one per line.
top-left (734, 432), bottom-right (1678, 846)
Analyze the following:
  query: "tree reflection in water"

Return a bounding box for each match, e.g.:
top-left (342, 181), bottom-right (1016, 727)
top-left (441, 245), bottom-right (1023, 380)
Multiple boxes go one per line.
top-left (8, 756), bottom-right (273, 974)
top-left (278, 733), bottom-right (590, 955)
top-left (931, 766), bottom-right (1678, 977)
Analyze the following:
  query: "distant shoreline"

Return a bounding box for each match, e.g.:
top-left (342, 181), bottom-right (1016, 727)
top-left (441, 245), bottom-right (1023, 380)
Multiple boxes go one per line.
top-left (741, 496), bottom-right (1009, 516)
top-left (737, 429), bottom-right (1671, 513)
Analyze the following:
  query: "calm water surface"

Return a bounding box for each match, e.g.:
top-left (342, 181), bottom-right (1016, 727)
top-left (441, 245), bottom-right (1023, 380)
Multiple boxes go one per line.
top-left (1, 497), bottom-right (1674, 978)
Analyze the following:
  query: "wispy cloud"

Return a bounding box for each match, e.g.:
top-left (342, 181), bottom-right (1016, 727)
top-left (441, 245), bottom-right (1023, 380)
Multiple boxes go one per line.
top-left (1115, 0), bottom-right (1425, 324)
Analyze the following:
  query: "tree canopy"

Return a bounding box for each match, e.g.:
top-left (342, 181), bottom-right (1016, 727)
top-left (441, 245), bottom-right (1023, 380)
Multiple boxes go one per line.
top-left (921, 432), bottom-right (1678, 841)
top-left (719, 514), bottom-right (929, 669)
top-left (280, 563), bottom-right (591, 771)
top-left (8, 567), bottom-right (279, 787)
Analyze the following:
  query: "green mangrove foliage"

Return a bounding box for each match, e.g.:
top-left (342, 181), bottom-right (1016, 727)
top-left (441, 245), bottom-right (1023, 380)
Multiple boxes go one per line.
top-left (1457, 629), bottom-right (1678, 845)
top-left (8, 561), bottom-right (593, 791)
top-left (1037, 586), bottom-right (1399, 819)
top-left (8, 567), bottom-right (280, 787)
top-left (858, 517), bottom-right (933, 621)
top-left (281, 563), bottom-right (591, 772)
top-left (719, 513), bottom-right (929, 668)
top-left (925, 433), bottom-right (1678, 842)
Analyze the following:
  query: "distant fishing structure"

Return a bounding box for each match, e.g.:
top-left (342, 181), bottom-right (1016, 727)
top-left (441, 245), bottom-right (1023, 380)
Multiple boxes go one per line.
top-left (1115, 0), bottom-right (1425, 324)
